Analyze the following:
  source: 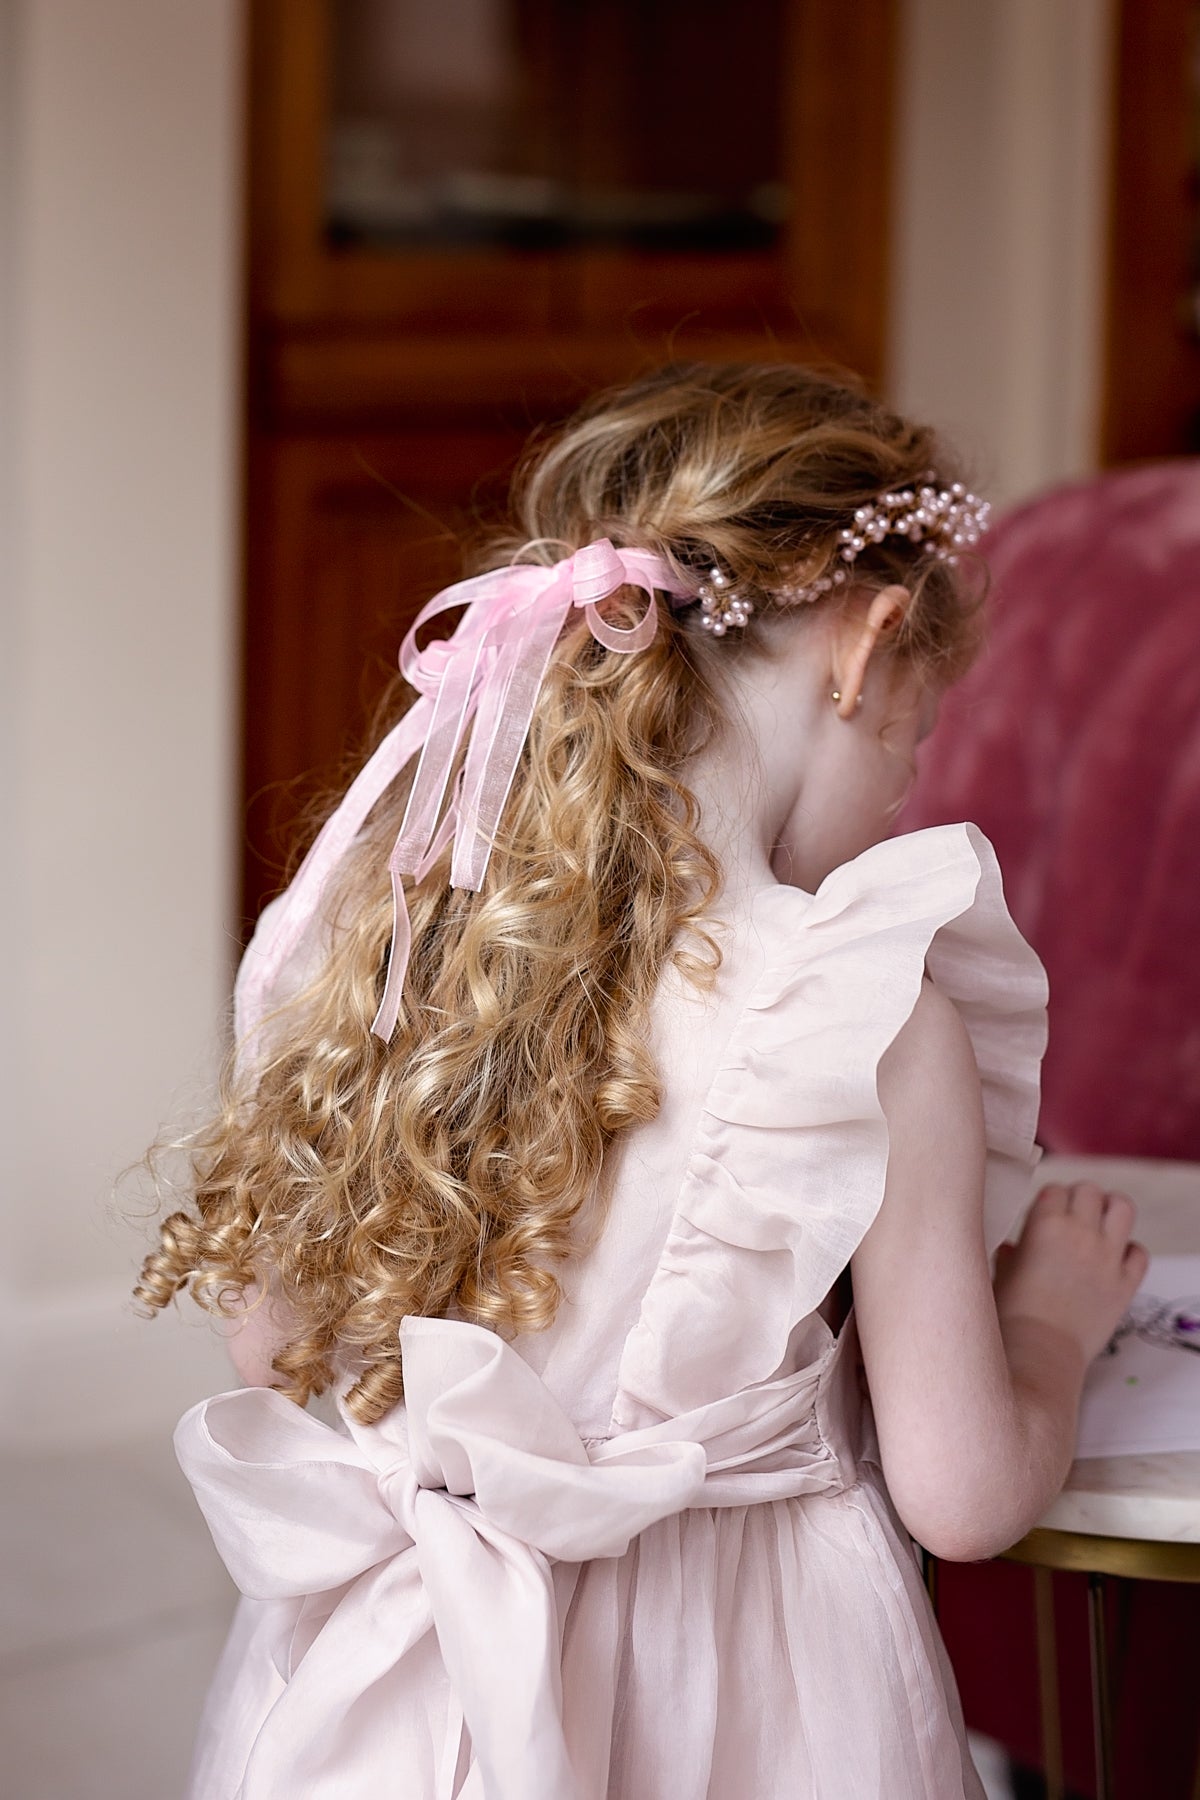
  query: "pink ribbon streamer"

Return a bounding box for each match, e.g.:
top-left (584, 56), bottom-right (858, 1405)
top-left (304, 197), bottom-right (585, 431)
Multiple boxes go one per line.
top-left (236, 540), bottom-right (690, 1051)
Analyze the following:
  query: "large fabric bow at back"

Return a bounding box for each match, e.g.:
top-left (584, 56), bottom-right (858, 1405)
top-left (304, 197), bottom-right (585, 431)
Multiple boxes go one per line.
top-left (176, 1316), bottom-right (853, 1800)
top-left (236, 539), bottom-right (690, 1047)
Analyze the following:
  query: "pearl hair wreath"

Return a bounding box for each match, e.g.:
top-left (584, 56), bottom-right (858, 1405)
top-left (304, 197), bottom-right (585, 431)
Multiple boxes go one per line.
top-left (784, 475), bottom-right (991, 605)
top-left (689, 475), bottom-right (989, 635)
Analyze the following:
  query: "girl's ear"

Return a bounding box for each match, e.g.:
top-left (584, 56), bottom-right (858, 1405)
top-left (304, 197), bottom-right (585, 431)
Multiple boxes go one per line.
top-left (832, 585), bottom-right (912, 719)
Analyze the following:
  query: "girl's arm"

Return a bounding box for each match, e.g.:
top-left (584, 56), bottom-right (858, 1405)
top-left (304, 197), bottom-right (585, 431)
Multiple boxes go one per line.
top-left (851, 979), bottom-right (1146, 1563)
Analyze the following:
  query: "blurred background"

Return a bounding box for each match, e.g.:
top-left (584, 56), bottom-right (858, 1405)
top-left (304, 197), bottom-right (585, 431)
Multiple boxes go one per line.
top-left (3, 1), bottom-right (1199, 1795)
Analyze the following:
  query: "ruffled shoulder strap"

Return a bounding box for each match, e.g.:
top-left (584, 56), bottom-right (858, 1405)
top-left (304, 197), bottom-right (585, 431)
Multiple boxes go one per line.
top-left (610, 822), bottom-right (1048, 1430)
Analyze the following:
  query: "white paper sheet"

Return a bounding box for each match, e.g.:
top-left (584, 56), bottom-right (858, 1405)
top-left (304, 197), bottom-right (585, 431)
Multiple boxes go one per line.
top-left (1075, 1255), bottom-right (1200, 1458)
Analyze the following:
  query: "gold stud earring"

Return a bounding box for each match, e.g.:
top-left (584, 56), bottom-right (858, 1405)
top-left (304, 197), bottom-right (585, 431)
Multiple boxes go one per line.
top-left (830, 689), bottom-right (863, 710)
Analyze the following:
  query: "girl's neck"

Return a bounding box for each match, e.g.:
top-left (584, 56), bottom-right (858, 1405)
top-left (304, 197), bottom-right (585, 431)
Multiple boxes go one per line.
top-left (684, 723), bottom-right (789, 908)
top-left (681, 610), bottom-right (929, 905)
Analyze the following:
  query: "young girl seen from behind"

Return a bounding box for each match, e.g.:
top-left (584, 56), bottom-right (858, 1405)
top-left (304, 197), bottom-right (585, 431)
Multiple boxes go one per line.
top-left (138, 364), bottom-right (1146, 1800)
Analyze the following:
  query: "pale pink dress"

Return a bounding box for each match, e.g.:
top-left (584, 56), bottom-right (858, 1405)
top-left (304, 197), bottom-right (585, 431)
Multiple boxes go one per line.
top-left (177, 821), bottom-right (1048, 1799)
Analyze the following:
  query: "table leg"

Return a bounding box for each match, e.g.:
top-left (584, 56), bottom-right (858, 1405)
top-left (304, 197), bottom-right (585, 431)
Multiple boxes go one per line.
top-left (1088, 1571), bottom-right (1115, 1800)
top-left (1033, 1566), bottom-right (1065, 1800)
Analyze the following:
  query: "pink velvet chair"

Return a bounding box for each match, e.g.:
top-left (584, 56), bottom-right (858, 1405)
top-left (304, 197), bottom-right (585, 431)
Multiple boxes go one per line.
top-left (904, 459), bottom-right (1200, 1160)
top-left (901, 460), bottom-right (1200, 1794)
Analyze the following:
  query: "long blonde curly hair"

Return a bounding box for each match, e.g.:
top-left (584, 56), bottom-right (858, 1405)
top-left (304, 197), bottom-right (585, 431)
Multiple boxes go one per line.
top-left (135, 363), bottom-right (980, 1423)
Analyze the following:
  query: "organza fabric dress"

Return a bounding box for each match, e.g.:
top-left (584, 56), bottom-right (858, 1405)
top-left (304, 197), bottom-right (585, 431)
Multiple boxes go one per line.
top-left (177, 821), bottom-right (1048, 1800)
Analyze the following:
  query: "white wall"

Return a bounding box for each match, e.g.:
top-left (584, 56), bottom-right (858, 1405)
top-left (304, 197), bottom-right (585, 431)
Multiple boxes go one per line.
top-left (889, 0), bottom-right (1115, 506)
top-left (1, 0), bottom-right (244, 1446)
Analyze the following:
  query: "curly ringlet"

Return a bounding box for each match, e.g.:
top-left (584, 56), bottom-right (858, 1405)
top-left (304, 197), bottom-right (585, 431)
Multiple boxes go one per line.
top-left (134, 362), bottom-right (982, 1423)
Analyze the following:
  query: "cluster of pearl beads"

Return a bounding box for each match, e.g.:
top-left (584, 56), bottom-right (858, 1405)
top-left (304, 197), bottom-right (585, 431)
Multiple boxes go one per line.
top-left (696, 567), bottom-right (754, 635)
top-left (781, 565), bottom-right (849, 604)
top-left (837, 479), bottom-right (990, 567)
top-left (785, 477), bottom-right (990, 603)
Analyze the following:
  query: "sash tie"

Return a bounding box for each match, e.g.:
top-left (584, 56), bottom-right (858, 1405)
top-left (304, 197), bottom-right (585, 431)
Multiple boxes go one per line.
top-left (176, 1317), bottom-right (849, 1800)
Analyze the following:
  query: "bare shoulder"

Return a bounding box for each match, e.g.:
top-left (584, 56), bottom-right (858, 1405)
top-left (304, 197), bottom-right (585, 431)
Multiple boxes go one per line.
top-left (871, 976), bottom-right (986, 1226)
top-left (878, 977), bottom-right (982, 1134)
top-left (879, 976), bottom-right (977, 1094)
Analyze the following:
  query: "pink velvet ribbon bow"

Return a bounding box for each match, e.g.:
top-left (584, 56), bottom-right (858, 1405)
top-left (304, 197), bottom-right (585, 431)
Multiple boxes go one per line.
top-left (236, 539), bottom-right (690, 1048)
top-left (175, 1317), bottom-right (847, 1799)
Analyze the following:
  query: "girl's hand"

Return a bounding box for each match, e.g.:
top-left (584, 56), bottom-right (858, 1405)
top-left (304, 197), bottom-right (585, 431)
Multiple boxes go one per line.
top-left (994, 1183), bottom-right (1149, 1367)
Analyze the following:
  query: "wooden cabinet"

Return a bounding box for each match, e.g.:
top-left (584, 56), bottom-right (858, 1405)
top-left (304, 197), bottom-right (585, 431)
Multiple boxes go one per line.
top-left (1103, 0), bottom-right (1200, 464)
top-left (242, 0), bottom-right (898, 922)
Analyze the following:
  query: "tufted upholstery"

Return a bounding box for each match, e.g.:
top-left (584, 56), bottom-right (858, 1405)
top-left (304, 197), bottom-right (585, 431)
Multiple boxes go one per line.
top-left (902, 460), bottom-right (1200, 1161)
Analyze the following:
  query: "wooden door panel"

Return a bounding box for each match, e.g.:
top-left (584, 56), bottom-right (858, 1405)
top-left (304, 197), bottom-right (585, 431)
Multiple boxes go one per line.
top-left (1103, 0), bottom-right (1200, 460)
top-left (241, 0), bottom-right (901, 924)
top-left (242, 428), bottom-right (523, 923)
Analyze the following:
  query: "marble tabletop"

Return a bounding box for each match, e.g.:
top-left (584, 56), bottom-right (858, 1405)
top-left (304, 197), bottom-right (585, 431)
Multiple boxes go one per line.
top-left (1018, 1154), bottom-right (1200, 1545)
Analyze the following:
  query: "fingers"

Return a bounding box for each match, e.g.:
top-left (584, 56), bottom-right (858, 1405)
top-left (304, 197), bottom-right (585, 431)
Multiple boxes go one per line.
top-left (1122, 1239), bottom-right (1149, 1285)
top-left (1031, 1183), bottom-right (1070, 1217)
top-left (1030, 1182), bottom-right (1137, 1238)
top-left (1067, 1182), bottom-right (1105, 1227)
top-left (1100, 1190), bottom-right (1136, 1242)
